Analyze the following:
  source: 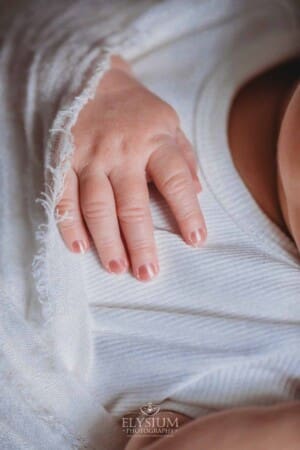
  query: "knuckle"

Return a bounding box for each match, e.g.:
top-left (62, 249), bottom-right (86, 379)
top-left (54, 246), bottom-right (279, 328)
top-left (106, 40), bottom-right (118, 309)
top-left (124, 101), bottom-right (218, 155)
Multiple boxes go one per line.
top-left (56, 198), bottom-right (74, 215)
top-left (177, 206), bottom-right (199, 222)
top-left (99, 131), bottom-right (118, 150)
top-left (117, 205), bottom-right (148, 224)
top-left (101, 131), bottom-right (125, 151)
top-left (118, 136), bottom-right (131, 157)
top-left (130, 240), bottom-right (154, 253)
top-left (82, 200), bottom-right (111, 223)
top-left (59, 217), bottom-right (78, 231)
top-left (56, 200), bottom-right (78, 229)
top-left (149, 133), bottom-right (173, 151)
top-left (162, 171), bottom-right (190, 196)
top-left (96, 236), bottom-right (117, 250)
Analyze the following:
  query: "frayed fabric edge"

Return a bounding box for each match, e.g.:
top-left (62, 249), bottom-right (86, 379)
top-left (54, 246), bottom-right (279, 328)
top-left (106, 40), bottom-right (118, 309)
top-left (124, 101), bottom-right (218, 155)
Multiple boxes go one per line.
top-left (31, 46), bottom-right (114, 326)
top-left (31, 24), bottom-right (148, 325)
top-left (29, 28), bottom-right (145, 448)
top-left (32, 26), bottom-right (149, 323)
top-left (29, 43), bottom-right (121, 450)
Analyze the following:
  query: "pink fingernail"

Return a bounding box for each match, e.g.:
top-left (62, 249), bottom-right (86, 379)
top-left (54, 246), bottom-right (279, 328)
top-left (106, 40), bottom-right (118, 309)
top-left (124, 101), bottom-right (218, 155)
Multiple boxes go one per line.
top-left (136, 263), bottom-right (159, 281)
top-left (188, 228), bottom-right (206, 247)
top-left (108, 258), bottom-right (128, 274)
top-left (72, 240), bottom-right (87, 254)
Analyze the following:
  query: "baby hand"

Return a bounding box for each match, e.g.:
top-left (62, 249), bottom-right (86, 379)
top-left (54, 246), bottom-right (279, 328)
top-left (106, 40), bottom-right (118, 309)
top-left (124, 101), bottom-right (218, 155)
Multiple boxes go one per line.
top-left (56, 55), bottom-right (206, 281)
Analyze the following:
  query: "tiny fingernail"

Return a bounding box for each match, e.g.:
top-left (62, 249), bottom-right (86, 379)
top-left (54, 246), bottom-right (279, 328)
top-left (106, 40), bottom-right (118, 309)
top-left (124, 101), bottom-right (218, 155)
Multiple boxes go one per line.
top-left (136, 262), bottom-right (159, 281)
top-left (108, 258), bottom-right (128, 274)
top-left (188, 228), bottom-right (206, 247)
top-left (72, 240), bottom-right (87, 254)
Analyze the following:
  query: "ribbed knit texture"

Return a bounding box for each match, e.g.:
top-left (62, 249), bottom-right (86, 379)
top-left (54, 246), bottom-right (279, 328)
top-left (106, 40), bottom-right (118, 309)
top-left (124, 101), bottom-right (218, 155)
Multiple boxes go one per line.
top-left (0, 0), bottom-right (299, 449)
top-left (84, 0), bottom-right (300, 421)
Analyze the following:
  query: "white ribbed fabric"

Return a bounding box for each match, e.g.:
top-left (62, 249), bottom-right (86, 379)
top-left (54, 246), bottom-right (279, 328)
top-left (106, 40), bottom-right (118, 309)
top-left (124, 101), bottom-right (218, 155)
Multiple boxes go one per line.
top-left (0, 0), bottom-right (300, 449)
top-left (85, 0), bottom-right (300, 420)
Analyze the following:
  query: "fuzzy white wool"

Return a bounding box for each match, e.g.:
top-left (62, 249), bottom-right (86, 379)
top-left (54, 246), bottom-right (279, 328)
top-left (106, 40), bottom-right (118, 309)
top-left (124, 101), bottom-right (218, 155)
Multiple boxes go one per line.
top-left (0, 0), bottom-right (300, 449)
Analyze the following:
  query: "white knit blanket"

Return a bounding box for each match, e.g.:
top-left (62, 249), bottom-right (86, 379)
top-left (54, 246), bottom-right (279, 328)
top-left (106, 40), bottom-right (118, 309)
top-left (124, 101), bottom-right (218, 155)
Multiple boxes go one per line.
top-left (1, 1), bottom-right (299, 449)
top-left (0, 1), bottom-right (213, 448)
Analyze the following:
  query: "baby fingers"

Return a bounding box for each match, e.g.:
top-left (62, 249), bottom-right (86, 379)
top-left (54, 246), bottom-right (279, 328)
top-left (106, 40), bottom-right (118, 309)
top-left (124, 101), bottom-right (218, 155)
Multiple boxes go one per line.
top-left (79, 167), bottom-right (129, 274)
top-left (56, 169), bottom-right (90, 254)
top-left (109, 167), bottom-right (159, 281)
top-left (148, 136), bottom-right (207, 247)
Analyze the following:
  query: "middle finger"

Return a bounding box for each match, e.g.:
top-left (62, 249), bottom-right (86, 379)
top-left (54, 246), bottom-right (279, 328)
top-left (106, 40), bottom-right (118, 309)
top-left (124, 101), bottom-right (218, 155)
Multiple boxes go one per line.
top-left (110, 166), bottom-right (159, 282)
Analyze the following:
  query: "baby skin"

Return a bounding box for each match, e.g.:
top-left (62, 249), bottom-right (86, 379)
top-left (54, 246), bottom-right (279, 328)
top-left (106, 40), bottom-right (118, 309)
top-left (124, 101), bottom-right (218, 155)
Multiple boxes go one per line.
top-left (124, 403), bottom-right (300, 450)
top-left (56, 55), bottom-right (206, 282)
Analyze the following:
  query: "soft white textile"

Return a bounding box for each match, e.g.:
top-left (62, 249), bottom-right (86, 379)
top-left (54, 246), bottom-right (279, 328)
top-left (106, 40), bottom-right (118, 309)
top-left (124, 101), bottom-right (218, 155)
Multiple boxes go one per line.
top-left (0, 0), bottom-right (300, 449)
top-left (87, 0), bottom-right (300, 419)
